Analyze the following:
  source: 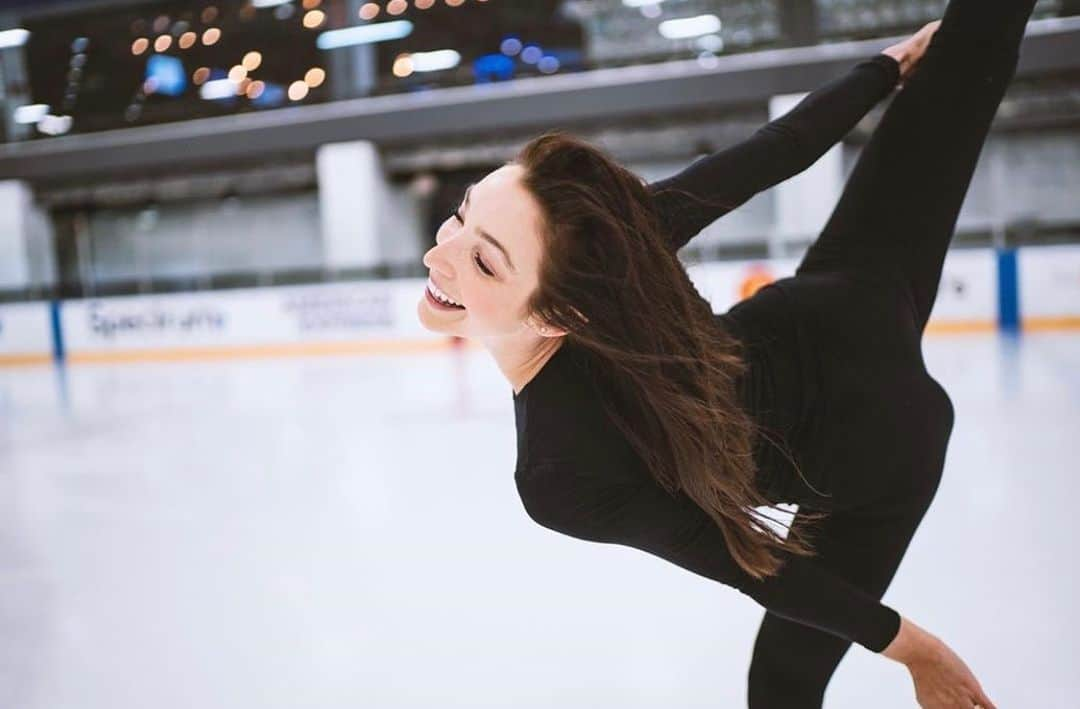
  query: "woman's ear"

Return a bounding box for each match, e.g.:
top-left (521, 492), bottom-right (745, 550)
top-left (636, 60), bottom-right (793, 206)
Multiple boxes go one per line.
top-left (530, 319), bottom-right (569, 338)
top-left (528, 305), bottom-right (586, 337)
top-left (526, 314), bottom-right (569, 338)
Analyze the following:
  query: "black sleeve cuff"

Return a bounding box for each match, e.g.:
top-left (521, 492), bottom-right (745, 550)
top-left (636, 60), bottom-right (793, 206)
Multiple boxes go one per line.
top-left (863, 53), bottom-right (902, 88)
top-left (865, 604), bottom-right (903, 653)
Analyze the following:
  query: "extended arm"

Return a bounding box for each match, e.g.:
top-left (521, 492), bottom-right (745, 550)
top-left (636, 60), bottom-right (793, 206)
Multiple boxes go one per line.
top-left (648, 53), bottom-right (901, 252)
top-left (518, 460), bottom-right (900, 652)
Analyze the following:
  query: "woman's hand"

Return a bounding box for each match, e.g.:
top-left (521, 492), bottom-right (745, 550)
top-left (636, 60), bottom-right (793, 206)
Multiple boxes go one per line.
top-left (906, 640), bottom-right (997, 709)
top-left (881, 19), bottom-right (942, 87)
top-left (882, 615), bottom-right (997, 709)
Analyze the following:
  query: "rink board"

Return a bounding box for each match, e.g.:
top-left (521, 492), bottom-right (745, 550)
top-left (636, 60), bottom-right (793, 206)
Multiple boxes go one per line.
top-left (1018, 244), bottom-right (1080, 331)
top-left (1, 246), bottom-right (1078, 366)
top-left (59, 279), bottom-right (448, 363)
top-left (684, 249), bottom-right (999, 334)
top-left (0, 302), bottom-right (53, 365)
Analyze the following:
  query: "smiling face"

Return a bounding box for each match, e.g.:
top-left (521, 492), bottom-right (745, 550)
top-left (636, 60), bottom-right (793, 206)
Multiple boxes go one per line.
top-left (419, 163), bottom-right (554, 342)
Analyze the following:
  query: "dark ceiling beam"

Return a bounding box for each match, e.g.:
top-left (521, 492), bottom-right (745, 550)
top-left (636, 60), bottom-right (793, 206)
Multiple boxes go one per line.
top-left (2, 17), bottom-right (1078, 184)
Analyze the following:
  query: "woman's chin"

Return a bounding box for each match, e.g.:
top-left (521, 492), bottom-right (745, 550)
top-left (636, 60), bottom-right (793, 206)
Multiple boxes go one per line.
top-left (417, 300), bottom-right (461, 334)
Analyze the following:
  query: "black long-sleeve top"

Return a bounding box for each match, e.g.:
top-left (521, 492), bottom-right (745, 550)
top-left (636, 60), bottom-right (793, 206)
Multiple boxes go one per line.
top-left (512, 54), bottom-right (905, 653)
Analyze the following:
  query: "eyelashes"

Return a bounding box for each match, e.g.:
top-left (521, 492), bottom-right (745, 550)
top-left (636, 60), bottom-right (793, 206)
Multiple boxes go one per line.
top-left (448, 207), bottom-right (494, 276)
top-left (473, 253), bottom-right (494, 276)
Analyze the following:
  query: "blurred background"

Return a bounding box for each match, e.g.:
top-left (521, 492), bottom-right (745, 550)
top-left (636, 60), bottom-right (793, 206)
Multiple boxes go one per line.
top-left (1, 1), bottom-right (1078, 707)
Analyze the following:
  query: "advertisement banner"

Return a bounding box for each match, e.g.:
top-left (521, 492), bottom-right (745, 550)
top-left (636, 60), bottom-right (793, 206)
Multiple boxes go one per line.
top-left (924, 249), bottom-right (997, 332)
top-left (688, 252), bottom-right (996, 333)
top-left (1018, 244), bottom-right (1080, 330)
top-left (61, 279), bottom-right (449, 362)
top-left (686, 258), bottom-right (802, 310)
top-left (0, 302), bottom-right (53, 366)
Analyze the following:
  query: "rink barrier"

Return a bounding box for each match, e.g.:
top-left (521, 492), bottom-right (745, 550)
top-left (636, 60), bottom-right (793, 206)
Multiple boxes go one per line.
top-left (0, 246), bottom-right (1077, 367)
top-left (55, 279), bottom-right (447, 365)
top-left (1016, 244), bottom-right (1080, 333)
top-left (0, 301), bottom-right (53, 366)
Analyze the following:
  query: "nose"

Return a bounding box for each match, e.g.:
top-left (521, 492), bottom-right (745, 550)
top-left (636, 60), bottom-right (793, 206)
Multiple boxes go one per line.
top-left (422, 238), bottom-right (455, 278)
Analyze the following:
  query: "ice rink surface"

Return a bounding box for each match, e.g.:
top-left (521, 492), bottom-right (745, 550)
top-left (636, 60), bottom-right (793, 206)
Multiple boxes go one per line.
top-left (1, 332), bottom-right (1077, 708)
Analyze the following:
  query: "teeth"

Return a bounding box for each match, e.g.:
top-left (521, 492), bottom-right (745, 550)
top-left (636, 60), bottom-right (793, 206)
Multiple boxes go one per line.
top-left (428, 278), bottom-right (463, 307)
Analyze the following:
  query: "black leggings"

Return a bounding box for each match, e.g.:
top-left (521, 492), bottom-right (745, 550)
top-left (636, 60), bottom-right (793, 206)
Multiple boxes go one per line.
top-left (748, 1), bottom-right (1036, 706)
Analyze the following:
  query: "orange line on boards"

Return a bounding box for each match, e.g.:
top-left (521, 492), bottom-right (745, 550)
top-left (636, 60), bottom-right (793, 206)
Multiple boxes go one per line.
top-left (1022, 316), bottom-right (1080, 331)
top-left (923, 320), bottom-right (997, 334)
top-left (0, 353), bottom-right (53, 367)
top-left (64, 338), bottom-right (456, 364)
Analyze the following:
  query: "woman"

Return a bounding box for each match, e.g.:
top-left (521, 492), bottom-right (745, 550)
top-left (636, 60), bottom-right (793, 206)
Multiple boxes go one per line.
top-left (419, 0), bottom-right (1035, 706)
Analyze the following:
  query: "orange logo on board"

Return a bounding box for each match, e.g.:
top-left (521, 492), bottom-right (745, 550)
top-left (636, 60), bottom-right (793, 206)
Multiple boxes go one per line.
top-left (739, 264), bottom-right (775, 300)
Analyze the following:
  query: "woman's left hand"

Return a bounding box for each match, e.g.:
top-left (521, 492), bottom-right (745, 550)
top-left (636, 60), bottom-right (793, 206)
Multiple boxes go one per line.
top-left (906, 636), bottom-right (997, 709)
top-left (883, 615), bottom-right (996, 709)
top-left (881, 19), bottom-right (942, 87)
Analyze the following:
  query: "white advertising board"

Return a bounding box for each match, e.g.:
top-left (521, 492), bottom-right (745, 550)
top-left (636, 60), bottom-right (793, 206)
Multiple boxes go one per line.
top-left (61, 279), bottom-right (448, 361)
top-left (1018, 244), bottom-right (1080, 325)
top-left (688, 252), bottom-right (996, 331)
top-left (924, 248), bottom-right (998, 330)
top-left (0, 302), bottom-right (53, 365)
top-left (686, 258), bottom-right (802, 311)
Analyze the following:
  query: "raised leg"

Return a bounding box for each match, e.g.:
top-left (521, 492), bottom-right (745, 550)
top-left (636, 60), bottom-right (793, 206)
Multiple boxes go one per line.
top-left (796, 0), bottom-right (1038, 333)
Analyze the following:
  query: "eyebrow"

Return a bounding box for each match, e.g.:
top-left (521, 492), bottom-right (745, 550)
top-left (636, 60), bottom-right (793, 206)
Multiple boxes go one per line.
top-left (463, 182), bottom-right (517, 274)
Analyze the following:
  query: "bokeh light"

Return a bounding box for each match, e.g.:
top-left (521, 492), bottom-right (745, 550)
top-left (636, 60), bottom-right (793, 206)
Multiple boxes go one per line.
top-left (392, 54), bottom-right (413, 77)
top-left (304, 67), bottom-right (325, 88)
top-left (287, 80), bottom-right (309, 101)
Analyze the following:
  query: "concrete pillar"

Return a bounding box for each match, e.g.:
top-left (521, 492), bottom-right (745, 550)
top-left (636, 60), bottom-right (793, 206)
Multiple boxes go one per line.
top-left (327, 0), bottom-right (378, 101)
top-left (767, 92), bottom-right (845, 256)
top-left (0, 180), bottom-right (56, 291)
top-left (316, 140), bottom-right (386, 270)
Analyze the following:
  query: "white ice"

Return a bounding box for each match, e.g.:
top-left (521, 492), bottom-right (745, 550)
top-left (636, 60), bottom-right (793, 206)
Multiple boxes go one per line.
top-left (1, 333), bottom-right (1077, 708)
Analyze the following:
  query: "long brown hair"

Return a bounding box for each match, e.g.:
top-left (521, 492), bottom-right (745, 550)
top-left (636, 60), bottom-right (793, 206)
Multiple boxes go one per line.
top-left (513, 130), bottom-right (825, 580)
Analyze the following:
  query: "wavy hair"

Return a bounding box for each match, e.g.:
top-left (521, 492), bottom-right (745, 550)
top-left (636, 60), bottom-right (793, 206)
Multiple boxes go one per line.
top-left (513, 130), bottom-right (826, 580)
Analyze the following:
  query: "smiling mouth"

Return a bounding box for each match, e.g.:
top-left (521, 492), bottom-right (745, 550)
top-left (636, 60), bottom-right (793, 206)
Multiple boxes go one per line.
top-left (425, 284), bottom-right (466, 311)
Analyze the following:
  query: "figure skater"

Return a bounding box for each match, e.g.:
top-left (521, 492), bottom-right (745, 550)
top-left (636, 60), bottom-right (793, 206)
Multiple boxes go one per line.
top-left (418, 1), bottom-right (1036, 705)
